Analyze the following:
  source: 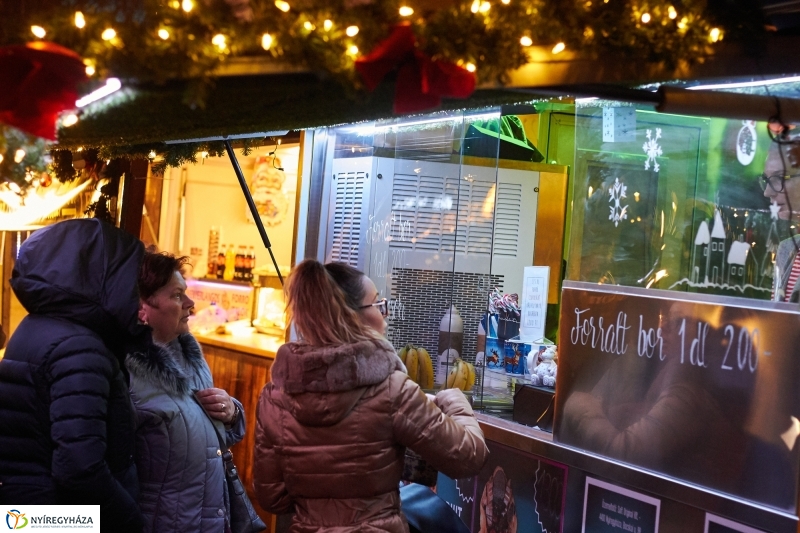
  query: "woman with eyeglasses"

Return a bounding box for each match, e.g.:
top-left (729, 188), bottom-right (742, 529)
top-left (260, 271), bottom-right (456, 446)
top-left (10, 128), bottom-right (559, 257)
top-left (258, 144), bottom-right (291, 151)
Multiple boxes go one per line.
top-left (252, 259), bottom-right (488, 533)
top-left (762, 139), bottom-right (800, 302)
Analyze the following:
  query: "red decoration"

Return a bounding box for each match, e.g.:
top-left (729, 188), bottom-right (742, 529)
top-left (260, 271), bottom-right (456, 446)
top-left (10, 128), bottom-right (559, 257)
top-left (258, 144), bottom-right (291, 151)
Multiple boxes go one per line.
top-left (0, 42), bottom-right (87, 140)
top-left (39, 172), bottom-right (52, 188)
top-left (355, 24), bottom-right (476, 114)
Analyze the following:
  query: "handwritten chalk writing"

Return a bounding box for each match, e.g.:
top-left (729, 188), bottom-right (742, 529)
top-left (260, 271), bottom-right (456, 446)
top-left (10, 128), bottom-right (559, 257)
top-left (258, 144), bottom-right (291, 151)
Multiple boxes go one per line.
top-left (637, 316), bottom-right (664, 360)
top-left (569, 308), bottom-right (631, 355)
top-left (388, 297), bottom-right (406, 321)
top-left (393, 196), bottom-right (453, 211)
top-left (365, 211), bottom-right (412, 244)
top-left (678, 319), bottom-right (709, 368)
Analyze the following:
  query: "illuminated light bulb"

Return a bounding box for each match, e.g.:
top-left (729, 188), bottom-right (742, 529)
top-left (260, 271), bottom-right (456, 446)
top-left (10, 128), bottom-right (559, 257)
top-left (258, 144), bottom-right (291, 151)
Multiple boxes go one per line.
top-left (261, 33), bottom-right (273, 50)
top-left (399, 6), bottom-right (414, 16)
top-left (323, 19), bottom-right (332, 30)
top-left (479, 1), bottom-right (491, 12)
top-left (14, 149), bottom-right (26, 163)
top-left (709, 27), bottom-right (721, 42)
top-left (101, 28), bottom-right (116, 40)
top-left (552, 42), bottom-right (565, 54)
top-left (170, 0), bottom-right (180, 8)
top-left (347, 45), bottom-right (359, 55)
top-left (668, 6), bottom-right (677, 19)
top-left (303, 21), bottom-right (315, 31)
top-left (85, 65), bottom-right (96, 76)
top-left (0, 154), bottom-right (3, 163)
top-left (520, 36), bottom-right (533, 47)
top-left (345, 25), bottom-right (359, 36)
top-left (200, 151), bottom-right (209, 158)
top-left (465, 62), bottom-right (476, 72)
top-left (471, 0), bottom-right (480, 12)
top-left (275, 0), bottom-right (290, 12)
top-left (75, 12), bottom-right (86, 28)
top-left (182, 0), bottom-right (193, 12)
top-left (677, 16), bottom-right (688, 29)
top-left (158, 28), bottom-right (170, 40)
top-left (501, 0), bottom-right (510, 4)
top-left (62, 113), bottom-right (79, 127)
top-left (8, 182), bottom-right (21, 194)
top-left (31, 26), bottom-right (46, 38)
top-left (212, 33), bottom-right (226, 50)
top-left (641, 12), bottom-right (651, 23)
top-left (148, 151), bottom-right (157, 159)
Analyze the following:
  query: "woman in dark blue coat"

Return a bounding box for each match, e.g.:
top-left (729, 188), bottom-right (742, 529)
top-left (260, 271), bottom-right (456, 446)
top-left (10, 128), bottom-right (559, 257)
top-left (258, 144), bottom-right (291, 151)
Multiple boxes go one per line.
top-left (0, 219), bottom-right (148, 532)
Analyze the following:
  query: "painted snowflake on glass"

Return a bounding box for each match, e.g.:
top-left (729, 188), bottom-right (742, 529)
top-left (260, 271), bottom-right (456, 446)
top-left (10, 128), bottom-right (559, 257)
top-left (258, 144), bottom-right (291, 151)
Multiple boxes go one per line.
top-left (643, 128), bottom-right (663, 172)
top-left (608, 177), bottom-right (628, 227)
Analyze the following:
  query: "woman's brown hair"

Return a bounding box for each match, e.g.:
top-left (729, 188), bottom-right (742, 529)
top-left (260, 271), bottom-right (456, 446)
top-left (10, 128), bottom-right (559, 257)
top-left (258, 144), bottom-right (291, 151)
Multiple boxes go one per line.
top-left (285, 259), bottom-right (382, 346)
top-left (139, 251), bottom-right (191, 303)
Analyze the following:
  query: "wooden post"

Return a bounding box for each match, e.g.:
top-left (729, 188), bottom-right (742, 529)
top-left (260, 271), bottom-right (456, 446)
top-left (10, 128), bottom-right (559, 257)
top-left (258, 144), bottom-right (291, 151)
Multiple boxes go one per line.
top-left (119, 159), bottom-right (149, 238)
top-left (1, 231), bottom-right (12, 346)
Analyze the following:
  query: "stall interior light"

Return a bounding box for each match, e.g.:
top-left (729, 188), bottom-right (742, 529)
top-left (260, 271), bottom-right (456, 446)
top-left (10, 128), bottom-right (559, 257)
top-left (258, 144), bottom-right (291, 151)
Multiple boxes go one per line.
top-left (689, 75), bottom-right (800, 91)
top-left (76, 78), bottom-right (122, 107)
top-left (343, 111), bottom-right (501, 135)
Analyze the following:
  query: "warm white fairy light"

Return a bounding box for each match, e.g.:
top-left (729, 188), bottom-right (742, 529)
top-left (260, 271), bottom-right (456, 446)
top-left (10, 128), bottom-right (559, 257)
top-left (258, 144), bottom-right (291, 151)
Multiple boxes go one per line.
top-left (14, 150), bottom-right (26, 164)
top-left (347, 45), bottom-right (359, 56)
top-left (465, 62), bottom-right (476, 72)
top-left (323, 19), bottom-right (333, 31)
top-left (212, 34), bottom-right (227, 50)
top-left (668, 6), bottom-right (677, 19)
top-left (101, 28), bottom-right (116, 40)
top-left (709, 27), bottom-right (721, 42)
top-left (75, 12), bottom-right (86, 28)
top-left (501, 0), bottom-right (510, 4)
top-left (641, 12), bottom-right (651, 23)
top-left (346, 25), bottom-right (359, 37)
top-left (0, 155), bottom-right (3, 164)
top-left (399, 6), bottom-right (414, 16)
top-left (148, 151), bottom-right (157, 159)
top-left (31, 26), bottom-right (46, 38)
top-left (62, 113), bottom-right (79, 127)
top-left (552, 42), bottom-right (565, 54)
top-left (261, 33), bottom-right (273, 50)
top-left (274, 0), bottom-right (290, 12)
top-left (479, 1), bottom-right (491, 13)
top-left (158, 28), bottom-right (170, 40)
top-left (85, 65), bottom-right (96, 76)
top-left (303, 21), bottom-right (315, 31)
top-left (182, 0), bottom-right (194, 12)
top-left (520, 36), bottom-right (533, 47)
top-left (470, 0), bottom-right (480, 13)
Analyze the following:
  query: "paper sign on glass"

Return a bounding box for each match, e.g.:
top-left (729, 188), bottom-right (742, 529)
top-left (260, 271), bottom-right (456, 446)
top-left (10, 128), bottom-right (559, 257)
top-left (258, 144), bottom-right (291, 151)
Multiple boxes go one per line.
top-left (520, 266), bottom-right (550, 342)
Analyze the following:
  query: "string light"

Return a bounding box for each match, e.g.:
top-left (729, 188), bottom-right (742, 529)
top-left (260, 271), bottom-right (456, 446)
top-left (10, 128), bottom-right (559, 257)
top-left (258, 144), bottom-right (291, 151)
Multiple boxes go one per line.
top-left (261, 33), bottom-right (273, 50)
top-left (62, 113), bottom-right (79, 127)
top-left (101, 28), bottom-right (116, 40)
top-left (200, 151), bottom-right (209, 158)
top-left (31, 26), bottom-right (46, 39)
top-left (471, 0), bottom-right (480, 13)
top-left (74, 12), bottom-right (86, 28)
top-left (0, 155), bottom-right (3, 164)
top-left (170, 0), bottom-right (180, 8)
top-left (85, 65), bottom-right (95, 76)
top-left (668, 6), bottom-right (677, 19)
top-left (641, 12), bottom-right (651, 23)
top-left (212, 34), bottom-right (227, 50)
top-left (347, 45), bottom-right (359, 56)
top-left (501, 0), bottom-right (511, 4)
top-left (399, 6), bottom-right (414, 16)
top-left (678, 16), bottom-right (688, 29)
top-left (14, 150), bottom-right (26, 164)
top-left (520, 36), bottom-right (533, 47)
top-left (158, 28), bottom-right (170, 40)
top-left (323, 19), bottom-right (333, 31)
top-left (182, 0), bottom-right (193, 12)
top-left (275, 0), bottom-right (290, 12)
top-left (709, 27), bottom-right (721, 42)
top-left (465, 62), bottom-right (476, 72)
top-left (148, 151), bottom-right (157, 159)
top-left (479, 1), bottom-right (491, 13)
top-left (552, 42), bottom-right (565, 54)
top-left (345, 25), bottom-right (359, 37)
top-left (303, 21), bottom-right (315, 31)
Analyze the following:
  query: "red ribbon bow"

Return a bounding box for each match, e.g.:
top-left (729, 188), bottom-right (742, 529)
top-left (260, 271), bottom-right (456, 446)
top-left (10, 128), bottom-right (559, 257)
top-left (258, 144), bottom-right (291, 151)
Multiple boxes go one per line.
top-left (0, 42), bottom-right (87, 140)
top-left (355, 24), bottom-right (476, 115)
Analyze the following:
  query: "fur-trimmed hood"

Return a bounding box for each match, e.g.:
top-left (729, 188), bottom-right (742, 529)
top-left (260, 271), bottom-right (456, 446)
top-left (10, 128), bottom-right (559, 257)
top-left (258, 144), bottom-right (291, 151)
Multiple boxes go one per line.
top-left (125, 333), bottom-right (210, 396)
top-left (271, 339), bottom-right (404, 427)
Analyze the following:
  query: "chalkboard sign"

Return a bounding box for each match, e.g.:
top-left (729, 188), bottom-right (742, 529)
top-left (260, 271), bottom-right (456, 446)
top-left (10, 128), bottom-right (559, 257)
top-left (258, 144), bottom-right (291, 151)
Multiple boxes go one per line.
top-left (554, 281), bottom-right (800, 511)
top-left (582, 477), bottom-right (660, 533)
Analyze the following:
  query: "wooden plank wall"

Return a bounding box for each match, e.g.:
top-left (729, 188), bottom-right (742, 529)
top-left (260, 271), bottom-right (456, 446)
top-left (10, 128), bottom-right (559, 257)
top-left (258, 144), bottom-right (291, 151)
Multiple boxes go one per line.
top-left (202, 343), bottom-right (276, 531)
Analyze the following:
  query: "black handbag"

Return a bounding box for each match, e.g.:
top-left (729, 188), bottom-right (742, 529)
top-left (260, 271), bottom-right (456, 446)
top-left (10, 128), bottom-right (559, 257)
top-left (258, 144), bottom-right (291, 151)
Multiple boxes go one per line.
top-left (400, 483), bottom-right (470, 533)
top-left (197, 398), bottom-right (267, 533)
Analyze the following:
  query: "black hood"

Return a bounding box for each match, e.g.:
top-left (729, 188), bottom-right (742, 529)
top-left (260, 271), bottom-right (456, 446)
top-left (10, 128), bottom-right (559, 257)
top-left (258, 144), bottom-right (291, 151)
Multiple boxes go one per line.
top-left (11, 219), bottom-right (149, 353)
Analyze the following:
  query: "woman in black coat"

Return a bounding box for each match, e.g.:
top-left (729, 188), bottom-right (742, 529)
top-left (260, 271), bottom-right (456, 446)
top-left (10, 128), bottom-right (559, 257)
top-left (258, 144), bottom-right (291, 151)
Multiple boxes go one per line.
top-left (0, 219), bottom-right (149, 532)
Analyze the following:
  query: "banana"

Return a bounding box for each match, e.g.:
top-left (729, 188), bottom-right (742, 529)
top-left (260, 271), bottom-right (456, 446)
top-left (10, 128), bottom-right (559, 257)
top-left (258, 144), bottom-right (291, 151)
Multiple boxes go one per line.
top-left (417, 347), bottom-right (434, 390)
top-left (452, 359), bottom-right (468, 391)
top-left (406, 346), bottom-right (420, 383)
top-left (465, 361), bottom-right (476, 390)
top-left (446, 364), bottom-right (458, 389)
top-left (398, 345), bottom-right (409, 366)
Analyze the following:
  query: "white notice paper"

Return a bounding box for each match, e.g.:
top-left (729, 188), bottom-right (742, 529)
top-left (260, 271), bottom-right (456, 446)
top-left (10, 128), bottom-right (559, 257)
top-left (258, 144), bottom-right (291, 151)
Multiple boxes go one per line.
top-left (520, 266), bottom-right (550, 342)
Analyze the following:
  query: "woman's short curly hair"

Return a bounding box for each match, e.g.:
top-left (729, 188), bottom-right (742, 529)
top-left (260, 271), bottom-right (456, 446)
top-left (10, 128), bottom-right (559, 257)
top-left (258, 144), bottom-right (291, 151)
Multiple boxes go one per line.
top-left (138, 250), bottom-right (191, 302)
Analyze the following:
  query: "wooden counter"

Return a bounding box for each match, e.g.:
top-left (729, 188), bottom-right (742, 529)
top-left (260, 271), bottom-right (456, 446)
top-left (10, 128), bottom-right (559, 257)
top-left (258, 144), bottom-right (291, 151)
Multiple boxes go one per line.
top-left (196, 331), bottom-right (280, 531)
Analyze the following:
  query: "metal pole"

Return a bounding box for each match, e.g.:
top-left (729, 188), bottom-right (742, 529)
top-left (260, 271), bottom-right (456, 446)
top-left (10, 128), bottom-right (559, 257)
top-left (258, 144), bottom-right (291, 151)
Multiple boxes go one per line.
top-left (224, 139), bottom-right (284, 286)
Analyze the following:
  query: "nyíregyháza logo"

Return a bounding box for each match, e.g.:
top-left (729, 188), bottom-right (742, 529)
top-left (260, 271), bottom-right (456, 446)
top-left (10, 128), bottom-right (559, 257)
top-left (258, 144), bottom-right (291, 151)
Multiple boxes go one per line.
top-left (6, 510), bottom-right (27, 529)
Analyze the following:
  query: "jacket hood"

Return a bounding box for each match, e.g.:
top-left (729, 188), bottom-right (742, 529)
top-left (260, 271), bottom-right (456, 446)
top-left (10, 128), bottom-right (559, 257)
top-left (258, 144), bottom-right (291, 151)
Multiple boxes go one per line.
top-left (11, 219), bottom-right (148, 353)
top-left (272, 339), bottom-right (403, 426)
top-left (126, 334), bottom-right (207, 396)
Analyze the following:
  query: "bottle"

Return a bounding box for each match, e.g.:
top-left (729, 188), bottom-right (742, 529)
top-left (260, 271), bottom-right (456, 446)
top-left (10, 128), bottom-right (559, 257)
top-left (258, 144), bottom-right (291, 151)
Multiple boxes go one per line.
top-left (223, 245), bottom-right (235, 281)
top-left (247, 246), bottom-right (256, 282)
top-left (207, 227), bottom-right (219, 278)
top-left (216, 249), bottom-right (226, 279)
top-left (235, 246), bottom-right (245, 281)
top-left (435, 305), bottom-right (464, 386)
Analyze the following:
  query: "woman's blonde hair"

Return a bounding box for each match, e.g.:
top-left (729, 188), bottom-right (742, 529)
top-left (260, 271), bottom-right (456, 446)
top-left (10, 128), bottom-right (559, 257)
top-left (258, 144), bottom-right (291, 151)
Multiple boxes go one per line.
top-left (285, 259), bottom-right (383, 346)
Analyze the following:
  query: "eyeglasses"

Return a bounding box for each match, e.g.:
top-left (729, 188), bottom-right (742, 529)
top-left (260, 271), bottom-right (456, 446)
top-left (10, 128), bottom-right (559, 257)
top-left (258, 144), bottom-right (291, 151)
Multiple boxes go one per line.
top-left (359, 298), bottom-right (388, 317)
top-left (759, 172), bottom-right (800, 193)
